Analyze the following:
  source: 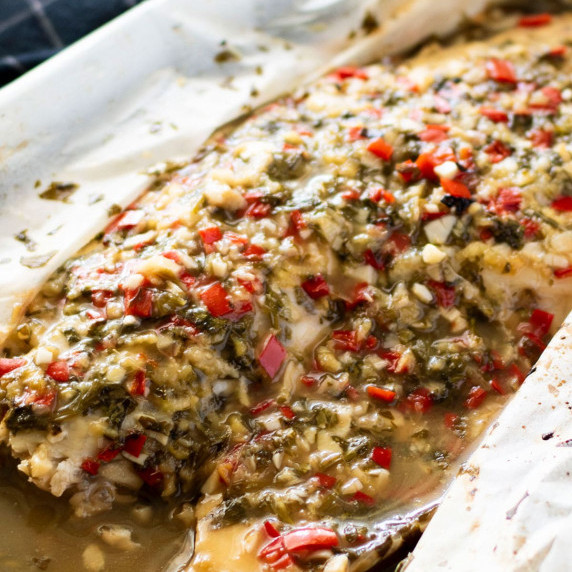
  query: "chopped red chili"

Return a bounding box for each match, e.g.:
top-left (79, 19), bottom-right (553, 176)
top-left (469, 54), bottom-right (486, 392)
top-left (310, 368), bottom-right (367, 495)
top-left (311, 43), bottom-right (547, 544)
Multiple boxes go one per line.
top-left (301, 274), bottom-right (330, 299)
top-left (367, 137), bottom-right (394, 161)
top-left (371, 446), bottom-right (392, 470)
top-left (480, 107), bottom-right (509, 123)
top-left (123, 433), bottom-right (147, 458)
top-left (551, 196), bottom-right (572, 212)
top-left (200, 282), bottom-right (232, 317)
top-left (367, 386), bottom-right (397, 403)
top-left (485, 58), bottom-right (517, 84)
top-left (464, 386), bottom-right (488, 409)
top-left (0, 358), bottom-right (26, 377)
top-left (46, 361), bottom-right (70, 383)
top-left (315, 472), bottom-right (337, 489)
top-left (124, 287), bottom-right (153, 318)
top-left (259, 335), bottom-right (287, 379)
top-left (518, 13), bottom-right (551, 27)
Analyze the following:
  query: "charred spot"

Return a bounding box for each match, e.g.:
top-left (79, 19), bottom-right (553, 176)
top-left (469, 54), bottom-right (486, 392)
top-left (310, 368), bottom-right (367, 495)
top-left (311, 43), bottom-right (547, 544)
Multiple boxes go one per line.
top-left (491, 218), bottom-right (524, 249)
top-left (5, 406), bottom-right (49, 434)
top-left (441, 195), bottom-right (474, 214)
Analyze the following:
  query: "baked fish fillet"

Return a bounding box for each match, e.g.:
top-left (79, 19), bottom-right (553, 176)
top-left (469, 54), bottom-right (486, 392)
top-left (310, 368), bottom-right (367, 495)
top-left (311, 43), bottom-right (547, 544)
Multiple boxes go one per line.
top-left (2, 11), bottom-right (572, 572)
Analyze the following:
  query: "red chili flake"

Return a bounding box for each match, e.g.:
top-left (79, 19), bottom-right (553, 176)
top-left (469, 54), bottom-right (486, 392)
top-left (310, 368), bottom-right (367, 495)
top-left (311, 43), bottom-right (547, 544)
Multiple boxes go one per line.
top-left (245, 201), bottom-right (272, 218)
top-left (138, 466), bottom-right (163, 488)
top-left (529, 308), bottom-right (554, 337)
top-left (81, 459), bottom-right (100, 475)
top-left (315, 472), bottom-right (337, 489)
top-left (331, 66), bottom-right (369, 80)
top-left (521, 217), bottom-right (540, 239)
top-left (345, 282), bottom-right (373, 310)
top-left (283, 527), bottom-right (339, 553)
top-left (367, 138), bottom-right (394, 161)
top-left (348, 126), bottom-right (368, 141)
top-left (441, 178), bottom-right (471, 199)
top-left (529, 129), bottom-right (554, 148)
top-left (531, 86), bottom-right (562, 112)
top-left (279, 405), bottom-right (296, 420)
top-left (551, 196), bottom-right (572, 212)
top-left (332, 330), bottom-right (361, 352)
top-left (123, 434), bottom-right (147, 458)
top-left (509, 363), bottom-right (526, 385)
top-left (96, 444), bottom-right (121, 463)
top-left (416, 147), bottom-right (456, 180)
top-left (421, 211), bottom-right (447, 222)
top-left (91, 289), bottom-right (114, 308)
top-left (199, 226), bottom-right (223, 252)
top-left (24, 390), bottom-right (56, 408)
top-left (0, 358), bottom-right (26, 377)
top-left (259, 335), bottom-right (287, 379)
top-left (341, 188), bottom-right (361, 201)
top-left (419, 125), bottom-right (450, 143)
top-left (403, 388), bottom-right (433, 413)
top-left (250, 399), bottom-right (276, 417)
top-left (200, 282), bottom-right (232, 317)
top-left (290, 210), bottom-right (306, 231)
top-left (363, 249), bottom-right (385, 271)
top-left (301, 274), bottom-right (330, 299)
top-left (480, 228), bottom-right (493, 241)
top-left (158, 315), bottom-right (198, 337)
top-left (124, 288), bottom-right (153, 318)
top-left (493, 187), bottom-right (522, 213)
top-left (224, 232), bottom-right (249, 245)
top-left (243, 244), bottom-right (266, 260)
top-left (351, 491), bottom-right (376, 506)
top-left (367, 386), bottom-right (396, 403)
top-left (300, 375), bottom-right (316, 387)
top-left (490, 349), bottom-right (504, 370)
top-left (237, 277), bottom-right (261, 294)
top-left (180, 272), bottom-right (196, 290)
top-left (162, 250), bottom-right (183, 263)
top-left (518, 13), bottom-right (552, 27)
top-left (264, 520), bottom-right (281, 538)
top-left (464, 386), bottom-right (488, 409)
top-left (546, 45), bottom-right (567, 58)
top-left (385, 231), bottom-right (411, 255)
top-left (484, 140), bottom-right (512, 163)
top-left (365, 336), bottom-right (378, 350)
top-left (521, 332), bottom-right (546, 352)
top-left (45, 361), bottom-right (70, 383)
top-left (371, 446), bottom-right (392, 470)
top-left (427, 280), bottom-right (455, 308)
top-left (554, 266), bottom-right (572, 279)
top-left (491, 377), bottom-right (506, 395)
top-left (444, 413), bottom-right (459, 430)
top-left (129, 370), bottom-right (147, 396)
top-left (379, 350), bottom-right (406, 374)
top-left (232, 300), bottom-right (253, 318)
top-left (396, 159), bottom-right (420, 183)
top-left (485, 58), bottom-right (517, 84)
top-left (479, 107), bottom-right (509, 123)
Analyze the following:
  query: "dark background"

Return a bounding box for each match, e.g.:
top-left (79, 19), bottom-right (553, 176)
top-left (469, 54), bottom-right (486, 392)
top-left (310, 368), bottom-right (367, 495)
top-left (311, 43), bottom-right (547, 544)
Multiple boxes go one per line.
top-left (0, 0), bottom-right (144, 87)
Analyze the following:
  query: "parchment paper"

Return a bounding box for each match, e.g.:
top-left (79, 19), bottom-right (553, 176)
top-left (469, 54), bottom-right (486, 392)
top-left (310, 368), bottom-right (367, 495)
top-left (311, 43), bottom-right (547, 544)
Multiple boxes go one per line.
top-left (405, 314), bottom-right (572, 572)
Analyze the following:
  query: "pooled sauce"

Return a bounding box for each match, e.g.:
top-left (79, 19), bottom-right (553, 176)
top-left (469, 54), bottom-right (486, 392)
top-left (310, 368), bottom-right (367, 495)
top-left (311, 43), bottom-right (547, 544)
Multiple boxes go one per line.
top-left (0, 457), bottom-right (189, 571)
